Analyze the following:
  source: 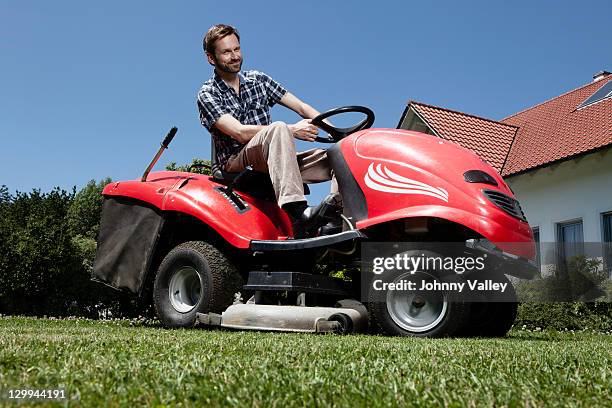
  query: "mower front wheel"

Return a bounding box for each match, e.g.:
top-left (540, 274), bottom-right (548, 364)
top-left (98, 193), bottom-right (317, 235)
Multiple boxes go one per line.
top-left (369, 266), bottom-right (470, 337)
top-left (459, 273), bottom-right (518, 337)
top-left (153, 241), bottom-right (241, 328)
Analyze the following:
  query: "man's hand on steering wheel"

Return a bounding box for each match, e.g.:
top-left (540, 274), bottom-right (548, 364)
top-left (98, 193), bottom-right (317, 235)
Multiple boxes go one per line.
top-left (310, 106), bottom-right (375, 143)
top-left (289, 119), bottom-right (319, 142)
top-left (289, 106), bottom-right (375, 143)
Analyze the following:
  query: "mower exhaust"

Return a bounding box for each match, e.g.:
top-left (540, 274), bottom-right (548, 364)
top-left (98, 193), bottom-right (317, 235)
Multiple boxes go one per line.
top-left (197, 299), bottom-right (368, 334)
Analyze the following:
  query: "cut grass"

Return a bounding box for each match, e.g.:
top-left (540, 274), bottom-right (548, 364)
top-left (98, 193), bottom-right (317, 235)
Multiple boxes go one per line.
top-left (0, 317), bottom-right (610, 407)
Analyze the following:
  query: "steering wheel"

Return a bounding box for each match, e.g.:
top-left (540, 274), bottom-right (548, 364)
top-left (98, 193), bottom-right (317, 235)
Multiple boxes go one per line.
top-left (310, 106), bottom-right (375, 143)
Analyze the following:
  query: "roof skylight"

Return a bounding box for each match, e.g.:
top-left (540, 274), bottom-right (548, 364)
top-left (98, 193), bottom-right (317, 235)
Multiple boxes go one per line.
top-left (577, 80), bottom-right (612, 109)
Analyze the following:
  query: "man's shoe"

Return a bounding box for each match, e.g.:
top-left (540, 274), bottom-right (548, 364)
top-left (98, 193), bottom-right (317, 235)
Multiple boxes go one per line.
top-left (287, 196), bottom-right (342, 239)
top-left (289, 206), bottom-right (325, 239)
top-left (319, 218), bottom-right (343, 235)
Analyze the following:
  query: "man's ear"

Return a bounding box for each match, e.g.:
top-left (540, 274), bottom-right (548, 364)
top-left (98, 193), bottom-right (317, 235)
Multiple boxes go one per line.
top-left (206, 52), bottom-right (216, 67)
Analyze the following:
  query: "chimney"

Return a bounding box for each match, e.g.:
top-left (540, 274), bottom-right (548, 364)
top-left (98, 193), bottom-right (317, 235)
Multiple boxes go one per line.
top-left (593, 70), bottom-right (611, 82)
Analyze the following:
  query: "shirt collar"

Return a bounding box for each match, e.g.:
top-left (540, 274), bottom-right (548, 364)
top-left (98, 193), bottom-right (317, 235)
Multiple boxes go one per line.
top-left (213, 71), bottom-right (249, 92)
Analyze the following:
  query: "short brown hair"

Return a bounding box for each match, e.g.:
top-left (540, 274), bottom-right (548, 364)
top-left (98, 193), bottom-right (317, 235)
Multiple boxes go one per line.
top-left (203, 24), bottom-right (240, 55)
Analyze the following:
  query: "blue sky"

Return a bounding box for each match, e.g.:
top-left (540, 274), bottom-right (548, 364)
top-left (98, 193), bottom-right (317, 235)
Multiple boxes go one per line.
top-left (1, 1), bottom-right (610, 203)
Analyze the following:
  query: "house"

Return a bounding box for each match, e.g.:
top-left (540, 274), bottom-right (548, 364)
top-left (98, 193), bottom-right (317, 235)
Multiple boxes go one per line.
top-left (398, 71), bottom-right (612, 275)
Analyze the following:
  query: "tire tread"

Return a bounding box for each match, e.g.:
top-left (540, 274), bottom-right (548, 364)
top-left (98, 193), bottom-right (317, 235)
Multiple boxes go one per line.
top-left (153, 240), bottom-right (242, 328)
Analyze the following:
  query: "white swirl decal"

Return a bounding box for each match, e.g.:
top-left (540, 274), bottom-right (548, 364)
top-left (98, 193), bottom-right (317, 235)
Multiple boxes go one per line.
top-left (364, 163), bottom-right (449, 202)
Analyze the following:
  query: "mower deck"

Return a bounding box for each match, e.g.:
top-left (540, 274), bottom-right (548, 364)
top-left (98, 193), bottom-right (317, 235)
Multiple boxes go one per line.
top-left (196, 300), bottom-right (368, 334)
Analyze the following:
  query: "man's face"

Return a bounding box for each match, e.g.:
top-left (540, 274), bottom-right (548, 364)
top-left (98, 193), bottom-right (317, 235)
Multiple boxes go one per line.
top-left (207, 34), bottom-right (242, 74)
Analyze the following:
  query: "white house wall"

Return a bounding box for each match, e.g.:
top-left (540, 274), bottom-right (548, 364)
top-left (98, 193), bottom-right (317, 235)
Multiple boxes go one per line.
top-left (505, 148), bottom-right (612, 244)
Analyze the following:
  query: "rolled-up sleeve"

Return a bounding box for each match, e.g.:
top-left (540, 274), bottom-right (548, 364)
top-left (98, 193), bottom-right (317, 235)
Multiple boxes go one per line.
top-left (197, 88), bottom-right (229, 131)
top-left (255, 71), bottom-right (287, 107)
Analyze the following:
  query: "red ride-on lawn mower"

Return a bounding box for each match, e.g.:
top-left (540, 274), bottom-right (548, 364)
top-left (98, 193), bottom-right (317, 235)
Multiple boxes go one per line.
top-left (93, 106), bottom-right (537, 337)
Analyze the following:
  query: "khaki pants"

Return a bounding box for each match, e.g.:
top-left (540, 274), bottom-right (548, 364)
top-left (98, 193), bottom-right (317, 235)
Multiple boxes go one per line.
top-left (224, 122), bottom-right (339, 207)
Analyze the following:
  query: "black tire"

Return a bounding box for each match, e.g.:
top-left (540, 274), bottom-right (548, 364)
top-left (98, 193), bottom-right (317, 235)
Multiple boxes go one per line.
top-left (328, 313), bottom-right (354, 334)
top-left (460, 274), bottom-right (518, 337)
top-left (153, 241), bottom-right (242, 328)
top-left (368, 251), bottom-right (470, 338)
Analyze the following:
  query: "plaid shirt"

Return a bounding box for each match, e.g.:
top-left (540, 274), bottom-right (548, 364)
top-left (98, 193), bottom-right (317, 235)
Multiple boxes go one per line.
top-left (197, 70), bottom-right (287, 169)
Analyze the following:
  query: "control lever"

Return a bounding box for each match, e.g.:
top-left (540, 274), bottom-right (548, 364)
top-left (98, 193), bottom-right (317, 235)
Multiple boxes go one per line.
top-left (223, 165), bottom-right (253, 195)
top-left (141, 127), bottom-right (178, 182)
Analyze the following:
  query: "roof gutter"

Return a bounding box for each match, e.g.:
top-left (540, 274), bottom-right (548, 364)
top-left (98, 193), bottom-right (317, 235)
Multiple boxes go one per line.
top-left (502, 145), bottom-right (612, 178)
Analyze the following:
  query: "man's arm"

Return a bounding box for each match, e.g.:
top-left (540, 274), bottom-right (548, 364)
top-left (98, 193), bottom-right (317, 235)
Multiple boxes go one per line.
top-left (215, 91), bottom-right (321, 143)
top-left (280, 92), bottom-right (334, 141)
top-left (214, 113), bottom-right (318, 143)
top-left (198, 88), bottom-right (263, 143)
top-left (209, 89), bottom-right (321, 144)
top-left (214, 114), bottom-right (267, 144)
top-left (216, 113), bottom-right (321, 143)
top-left (279, 92), bottom-right (320, 119)
top-left (278, 92), bottom-right (321, 142)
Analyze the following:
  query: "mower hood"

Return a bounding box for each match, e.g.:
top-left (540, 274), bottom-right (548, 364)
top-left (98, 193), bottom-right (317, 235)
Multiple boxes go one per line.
top-left (334, 129), bottom-right (535, 259)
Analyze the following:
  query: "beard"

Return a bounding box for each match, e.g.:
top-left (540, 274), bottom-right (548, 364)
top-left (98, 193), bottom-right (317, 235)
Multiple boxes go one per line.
top-left (215, 57), bottom-right (242, 74)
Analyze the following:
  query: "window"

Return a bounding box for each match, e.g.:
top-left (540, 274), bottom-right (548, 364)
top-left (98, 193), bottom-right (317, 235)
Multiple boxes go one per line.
top-left (398, 108), bottom-right (435, 135)
top-left (603, 213), bottom-right (612, 277)
top-left (532, 227), bottom-right (541, 269)
top-left (557, 220), bottom-right (584, 268)
top-left (577, 80), bottom-right (612, 109)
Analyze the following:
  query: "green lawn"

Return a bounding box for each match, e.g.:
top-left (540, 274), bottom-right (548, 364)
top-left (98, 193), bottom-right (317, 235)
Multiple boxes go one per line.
top-left (0, 317), bottom-right (610, 407)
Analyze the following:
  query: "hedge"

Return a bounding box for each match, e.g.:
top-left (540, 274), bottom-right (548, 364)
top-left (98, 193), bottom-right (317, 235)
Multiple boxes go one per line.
top-left (0, 181), bottom-right (137, 317)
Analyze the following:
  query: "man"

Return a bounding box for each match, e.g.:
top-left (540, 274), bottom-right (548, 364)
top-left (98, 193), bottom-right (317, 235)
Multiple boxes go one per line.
top-left (197, 24), bottom-right (340, 237)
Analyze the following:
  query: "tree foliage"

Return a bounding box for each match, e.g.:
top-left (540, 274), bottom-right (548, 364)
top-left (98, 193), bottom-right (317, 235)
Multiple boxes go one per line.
top-left (165, 158), bottom-right (211, 175)
top-left (0, 187), bottom-right (78, 313)
top-left (67, 178), bottom-right (111, 240)
top-left (0, 180), bottom-right (137, 317)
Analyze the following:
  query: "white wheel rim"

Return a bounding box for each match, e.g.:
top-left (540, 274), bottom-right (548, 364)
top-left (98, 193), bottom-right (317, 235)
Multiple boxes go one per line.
top-left (168, 266), bottom-right (202, 313)
top-left (386, 272), bottom-right (448, 333)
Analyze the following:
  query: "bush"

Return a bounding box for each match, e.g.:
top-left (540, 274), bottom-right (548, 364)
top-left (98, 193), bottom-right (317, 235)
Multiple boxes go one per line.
top-left (0, 180), bottom-right (141, 318)
top-left (513, 255), bottom-right (611, 331)
top-left (515, 302), bottom-right (612, 332)
top-left (0, 187), bottom-right (79, 314)
top-left (515, 255), bottom-right (609, 302)
top-left (67, 178), bottom-right (111, 240)
top-left (65, 179), bottom-right (112, 301)
top-left (166, 158), bottom-right (211, 175)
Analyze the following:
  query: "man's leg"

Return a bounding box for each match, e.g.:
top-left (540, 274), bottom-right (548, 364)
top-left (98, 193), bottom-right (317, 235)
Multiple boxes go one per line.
top-left (297, 148), bottom-right (342, 207)
top-left (224, 122), bottom-right (305, 207)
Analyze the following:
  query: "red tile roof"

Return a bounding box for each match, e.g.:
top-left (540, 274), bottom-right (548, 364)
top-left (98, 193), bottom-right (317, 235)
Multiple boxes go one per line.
top-left (406, 74), bottom-right (612, 176)
top-left (501, 75), bottom-right (612, 175)
top-left (409, 102), bottom-right (518, 172)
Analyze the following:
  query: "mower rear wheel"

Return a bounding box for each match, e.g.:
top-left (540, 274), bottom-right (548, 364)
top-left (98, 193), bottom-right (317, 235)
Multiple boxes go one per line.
top-left (153, 241), bottom-right (242, 328)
